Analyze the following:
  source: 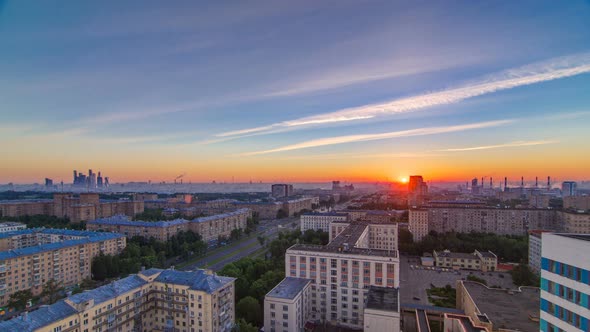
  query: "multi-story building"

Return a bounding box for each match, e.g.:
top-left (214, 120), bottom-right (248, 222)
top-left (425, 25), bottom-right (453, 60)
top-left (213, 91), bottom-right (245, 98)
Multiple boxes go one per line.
top-left (0, 267), bottom-right (236, 332)
top-left (540, 233), bottom-right (590, 332)
top-left (0, 229), bottom-right (126, 307)
top-left (564, 196), bottom-right (590, 211)
top-left (233, 198), bottom-right (314, 220)
top-left (408, 175), bottom-right (428, 207)
top-left (272, 184), bottom-right (294, 198)
top-left (300, 212), bottom-right (348, 233)
top-left (0, 221), bottom-right (26, 233)
top-left (408, 209), bottom-right (429, 241)
top-left (87, 209), bottom-right (250, 244)
top-left (561, 181), bottom-right (578, 197)
top-left (433, 250), bottom-right (497, 272)
top-left (0, 193), bottom-right (144, 223)
top-left (529, 230), bottom-right (551, 275)
top-left (363, 286), bottom-right (400, 332)
top-left (279, 220), bottom-right (400, 330)
top-left (264, 277), bottom-right (312, 332)
top-left (560, 210), bottom-right (590, 234)
top-left (408, 206), bottom-right (562, 239)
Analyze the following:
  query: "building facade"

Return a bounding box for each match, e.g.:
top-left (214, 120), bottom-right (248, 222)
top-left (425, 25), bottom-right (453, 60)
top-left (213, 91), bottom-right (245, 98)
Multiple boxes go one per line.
top-left (0, 193), bottom-right (144, 223)
top-left (408, 209), bottom-right (429, 241)
top-left (0, 229), bottom-right (126, 307)
top-left (264, 277), bottom-right (312, 332)
top-left (540, 233), bottom-right (590, 332)
top-left (564, 196), bottom-right (590, 211)
top-left (271, 184), bottom-right (294, 198)
top-left (0, 268), bottom-right (235, 332)
top-left (281, 220), bottom-right (400, 330)
top-left (88, 209), bottom-right (250, 244)
top-left (300, 212), bottom-right (348, 233)
top-left (560, 211), bottom-right (590, 234)
top-left (433, 250), bottom-right (497, 272)
top-left (0, 222), bottom-right (26, 233)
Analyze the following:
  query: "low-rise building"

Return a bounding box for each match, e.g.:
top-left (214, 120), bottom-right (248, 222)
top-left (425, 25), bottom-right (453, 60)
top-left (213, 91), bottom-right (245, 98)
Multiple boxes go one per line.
top-left (264, 277), bottom-right (312, 332)
top-left (0, 229), bottom-right (126, 307)
top-left (560, 210), bottom-right (590, 233)
top-left (456, 280), bottom-right (540, 331)
top-left (363, 286), bottom-right (400, 332)
top-left (433, 250), bottom-right (497, 272)
top-left (0, 268), bottom-right (236, 332)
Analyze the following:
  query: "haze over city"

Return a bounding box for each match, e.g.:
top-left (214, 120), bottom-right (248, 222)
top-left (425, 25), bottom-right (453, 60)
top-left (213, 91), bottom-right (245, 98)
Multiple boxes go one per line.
top-left (1, 1), bottom-right (590, 184)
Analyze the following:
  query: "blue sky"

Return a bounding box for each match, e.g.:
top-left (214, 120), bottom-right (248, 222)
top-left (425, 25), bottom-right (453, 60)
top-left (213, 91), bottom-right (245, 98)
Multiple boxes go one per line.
top-left (1, 0), bottom-right (590, 183)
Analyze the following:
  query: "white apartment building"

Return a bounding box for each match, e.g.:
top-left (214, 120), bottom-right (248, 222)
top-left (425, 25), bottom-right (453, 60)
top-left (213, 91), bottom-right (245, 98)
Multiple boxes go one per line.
top-left (264, 277), bottom-right (312, 332)
top-left (528, 230), bottom-right (549, 275)
top-left (300, 212), bottom-right (348, 233)
top-left (540, 233), bottom-right (590, 331)
top-left (408, 209), bottom-right (429, 241)
top-left (283, 221), bottom-right (400, 330)
top-left (363, 286), bottom-right (400, 332)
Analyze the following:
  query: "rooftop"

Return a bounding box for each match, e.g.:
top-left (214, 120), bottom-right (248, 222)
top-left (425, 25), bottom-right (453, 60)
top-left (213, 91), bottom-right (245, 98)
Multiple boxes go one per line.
top-left (88, 208), bottom-right (250, 227)
top-left (0, 300), bottom-right (77, 331)
top-left (461, 281), bottom-right (539, 331)
top-left (555, 233), bottom-right (590, 242)
top-left (143, 268), bottom-right (236, 293)
top-left (366, 286), bottom-right (399, 312)
top-left (68, 275), bottom-right (148, 305)
top-left (435, 250), bottom-right (478, 259)
top-left (301, 211), bottom-right (348, 217)
top-left (266, 277), bottom-right (312, 300)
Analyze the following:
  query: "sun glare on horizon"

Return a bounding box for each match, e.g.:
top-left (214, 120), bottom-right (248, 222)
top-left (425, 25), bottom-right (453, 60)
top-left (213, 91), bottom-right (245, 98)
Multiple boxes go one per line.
top-left (400, 177), bottom-right (409, 184)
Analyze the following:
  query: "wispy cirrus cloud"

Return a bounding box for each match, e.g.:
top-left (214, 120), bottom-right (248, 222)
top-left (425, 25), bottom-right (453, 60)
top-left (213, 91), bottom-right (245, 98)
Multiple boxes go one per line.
top-left (217, 53), bottom-right (590, 139)
top-left (438, 139), bottom-right (559, 152)
top-left (241, 119), bottom-right (513, 156)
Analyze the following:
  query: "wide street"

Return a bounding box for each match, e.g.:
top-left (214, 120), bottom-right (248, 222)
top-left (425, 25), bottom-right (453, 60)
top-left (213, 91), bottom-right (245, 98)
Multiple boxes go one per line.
top-left (179, 216), bottom-right (299, 271)
top-left (399, 254), bottom-right (516, 306)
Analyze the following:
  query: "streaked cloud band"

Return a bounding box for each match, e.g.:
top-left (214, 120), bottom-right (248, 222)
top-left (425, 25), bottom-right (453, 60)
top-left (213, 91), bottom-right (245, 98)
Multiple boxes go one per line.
top-left (241, 119), bottom-right (512, 155)
top-left (438, 140), bottom-right (558, 152)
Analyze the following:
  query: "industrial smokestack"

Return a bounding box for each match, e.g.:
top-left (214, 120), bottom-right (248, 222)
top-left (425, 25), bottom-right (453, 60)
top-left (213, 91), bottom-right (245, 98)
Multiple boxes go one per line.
top-left (504, 177), bottom-right (508, 192)
top-left (490, 177), bottom-right (492, 188)
top-left (535, 177), bottom-right (538, 187)
top-left (547, 176), bottom-right (551, 189)
top-left (481, 177), bottom-right (484, 189)
top-left (521, 176), bottom-right (524, 187)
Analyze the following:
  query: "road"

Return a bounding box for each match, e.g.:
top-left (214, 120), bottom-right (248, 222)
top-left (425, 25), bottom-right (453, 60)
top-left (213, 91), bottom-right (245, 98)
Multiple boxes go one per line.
top-left (179, 216), bottom-right (299, 271)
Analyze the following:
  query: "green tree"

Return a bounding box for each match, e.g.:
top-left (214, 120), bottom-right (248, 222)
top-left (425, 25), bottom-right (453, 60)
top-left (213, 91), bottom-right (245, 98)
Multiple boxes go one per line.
top-left (232, 318), bottom-right (259, 332)
top-left (257, 236), bottom-right (266, 247)
top-left (511, 264), bottom-right (539, 286)
top-left (8, 289), bottom-right (33, 310)
top-left (236, 296), bottom-right (263, 326)
top-left (41, 279), bottom-right (64, 304)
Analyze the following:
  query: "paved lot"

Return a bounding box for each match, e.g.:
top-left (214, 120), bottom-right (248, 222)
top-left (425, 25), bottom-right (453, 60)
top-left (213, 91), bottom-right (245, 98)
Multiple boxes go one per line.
top-left (399, 254), bottom-right (515, 306)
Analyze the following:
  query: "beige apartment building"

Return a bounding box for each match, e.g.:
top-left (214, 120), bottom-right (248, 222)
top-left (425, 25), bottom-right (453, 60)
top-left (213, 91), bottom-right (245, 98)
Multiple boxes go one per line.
top-left (560, 210), bottom-right (590, 233)
top-left (0, 268), bottom-right (236, 332)
top-left (0, 193), bottom-right (144, 223)
top-left (0, 229), bottom-right (126, 307)
top-left (300, 212), bottom-right (349, 233)
top-left (409, 206), bottom-right (562, 240)
top-left (281, 221), bottom-right (400, 330)
top-left (433, 250), bottom-right (498, 272)
top-left (87, 209), bottom-right (250, 243)
top-left (563, 195), bottom-right (590, 211)
top-left (264, 277), bottom-right (312, 332)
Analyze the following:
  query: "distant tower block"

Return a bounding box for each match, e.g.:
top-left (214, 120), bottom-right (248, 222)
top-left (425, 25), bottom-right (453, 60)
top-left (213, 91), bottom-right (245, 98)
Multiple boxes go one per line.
top-left (536, 177), bottom-right (538, 187)
top-left (548, 176), bottom-right (551, 189)
top-left (490, 177), bottom-right (493, 188)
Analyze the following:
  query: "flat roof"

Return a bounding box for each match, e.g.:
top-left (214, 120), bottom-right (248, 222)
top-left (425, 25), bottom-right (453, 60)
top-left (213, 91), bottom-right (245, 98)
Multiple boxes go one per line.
top-left (461, 281), bottom-right (539, 331)
top-left (301, 212), bottom-right (348, 217)
top-left (555, 233), bottom-right (590, 242)
top-left (89, 209), bottom-right (249, 227)
top-left (366, 286), bottom-right (399, 312)
top-left (266, 277), bottom-right (312, 300)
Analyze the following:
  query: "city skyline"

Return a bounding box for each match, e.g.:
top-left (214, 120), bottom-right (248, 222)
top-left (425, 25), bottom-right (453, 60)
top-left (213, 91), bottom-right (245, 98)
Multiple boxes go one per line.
top-left (2, 1), bottom-right (590, 183)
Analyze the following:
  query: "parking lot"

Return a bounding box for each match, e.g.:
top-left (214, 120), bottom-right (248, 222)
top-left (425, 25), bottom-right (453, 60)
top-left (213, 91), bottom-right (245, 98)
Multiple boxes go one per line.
top-left (399, 254), bottom-right (516, 306)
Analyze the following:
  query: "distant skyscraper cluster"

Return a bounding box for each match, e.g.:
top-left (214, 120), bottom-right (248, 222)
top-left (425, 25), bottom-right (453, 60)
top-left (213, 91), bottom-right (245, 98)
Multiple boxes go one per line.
top-left (73, 169), bottom-right (109, 188)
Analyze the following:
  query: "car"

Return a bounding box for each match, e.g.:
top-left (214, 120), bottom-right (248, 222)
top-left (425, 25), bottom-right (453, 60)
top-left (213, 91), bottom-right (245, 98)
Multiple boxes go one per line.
top-left (413, 297), bottom-right (421, 301)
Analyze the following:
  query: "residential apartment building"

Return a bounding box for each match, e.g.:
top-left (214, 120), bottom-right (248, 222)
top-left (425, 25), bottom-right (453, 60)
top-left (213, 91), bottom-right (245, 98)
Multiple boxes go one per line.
top-left (300, 212), bottom-right (348, 233)
top-left (560, 210), bottom-right (590, 234)
top-left (0, 193), bottom-right (144, 223)
top-left (529, 230), bottom-right (551, 275)
top-left (540, 233), bottom-right (590, 332)
top-left (433, 250), bottom-right (497, 272)
top-left (564, 196), bottom-right (590, 211)
top-left (0, 221), bottom-right (26, 233)
top-left (88, 209), bottom-right (250, 244)
top-left (264, 277), bottom-right (312, 332)
top-left (271, 184), bottom-right (294, 198)
top-left (363, 286), bottom-right (400, 332)
top-left (408, 209), bottom-right (429, 241)
top-left (233, 198), bottom-right (314, 220)
top-left (280, 221), bottom-right (400, 330)
top-left (328, 220), bottom-right (398, 252)
top-left (0, 268), bottom-right (235, 332)
top-left (0, 229), bottom-right (126, 307)
top-left (408, 206), bottom-right (562, 240)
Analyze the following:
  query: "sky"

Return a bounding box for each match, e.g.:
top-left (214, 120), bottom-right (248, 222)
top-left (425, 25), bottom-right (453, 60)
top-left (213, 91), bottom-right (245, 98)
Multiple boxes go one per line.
top-left (1, 0), bottom-right (590, 184)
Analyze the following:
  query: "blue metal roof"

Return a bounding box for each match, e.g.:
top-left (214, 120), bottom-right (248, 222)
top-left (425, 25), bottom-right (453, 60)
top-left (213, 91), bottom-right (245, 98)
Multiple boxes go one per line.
top-left (148, 269), bottom-right (235, 293)
top-left (0, 230), bottom-right (124, 261)
top-left (0, 300), bottom-right (77, 331)
top-left (68, 275), bottom-right (148, 305)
